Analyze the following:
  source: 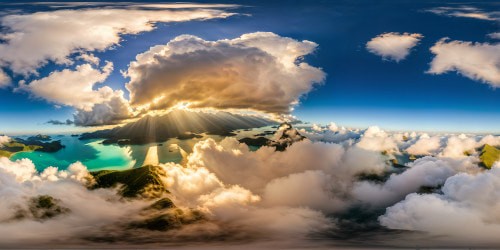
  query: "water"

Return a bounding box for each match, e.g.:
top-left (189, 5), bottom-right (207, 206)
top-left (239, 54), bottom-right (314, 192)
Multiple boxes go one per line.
top-left (9, 127), bottom-right (276, 172)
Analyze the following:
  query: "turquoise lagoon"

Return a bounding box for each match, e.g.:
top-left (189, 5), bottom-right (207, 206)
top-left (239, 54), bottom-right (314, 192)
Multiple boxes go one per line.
top-left (9, 126), bottom-right (276, 172)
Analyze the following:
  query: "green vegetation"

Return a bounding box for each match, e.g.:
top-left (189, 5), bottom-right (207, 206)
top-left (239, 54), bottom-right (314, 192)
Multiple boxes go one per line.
top-left (479, 144), bottom-right (500, 169)
top-left (27, 134), bottom-right (51, 141)
top-left (0, 141), bottom-right (42, 157)
top-left (90, 165), bottom-right (168, 198)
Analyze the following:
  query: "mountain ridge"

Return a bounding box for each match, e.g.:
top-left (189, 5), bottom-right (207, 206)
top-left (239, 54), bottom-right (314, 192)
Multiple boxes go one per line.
top-left (80, 109), bottom-right (277, 144)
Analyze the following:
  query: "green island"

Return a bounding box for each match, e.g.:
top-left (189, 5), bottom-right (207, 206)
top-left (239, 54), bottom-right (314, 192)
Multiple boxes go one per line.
top-left (479, 144), bottom-right (500, 169)
top-left (89, 165), bottom-right (204, 231)
top-left (0, 136), bottom-right (64, 158)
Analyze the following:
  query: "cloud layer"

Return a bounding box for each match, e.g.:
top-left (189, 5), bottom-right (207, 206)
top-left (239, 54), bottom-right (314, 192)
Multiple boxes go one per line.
top-left (2, 123), bottom-right (500, 246)
top-left (366, 32), bottom-right (423, 62)
top-left (125, 32), bottom-right (325, 114)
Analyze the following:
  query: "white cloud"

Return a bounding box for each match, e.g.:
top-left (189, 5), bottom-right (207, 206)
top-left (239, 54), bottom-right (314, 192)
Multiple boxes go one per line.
top-left (366, 32), bottom-right (423, 62)
top-left (0, 158), bottom-right (149, 245)
top-left (353, 156), bottom-right (478, 207)
top-left (380, 168), bottom-right (500, 243)
top-left (0, 135), bottom-right (10, 147)
top-left (488, 32), bottom-right (500, 40)
top-left (428, 38), bottom-right (500, 86)
top-left (406, 134), bottom-right (442, 155)
top-left (17, 62), bottom-right (116, 111)
top-left (356, 126), bottom-right (399, 153)
top-left (0, 7), bottom-right (235, 74)
top-left (426, 6), bottom-right (499, 22)
top-left (0, 69), bottom-right (11, 88)
top-left (125, 32), bottom-right (325, 114)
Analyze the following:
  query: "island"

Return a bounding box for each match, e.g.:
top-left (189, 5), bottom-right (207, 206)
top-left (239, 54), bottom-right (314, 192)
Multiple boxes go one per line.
top-left (0, 137), bottom-right (65, 157)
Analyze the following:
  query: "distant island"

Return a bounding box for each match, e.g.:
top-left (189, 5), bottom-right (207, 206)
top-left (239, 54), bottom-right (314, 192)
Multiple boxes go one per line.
top-left (80, 109), bottom-right (277, 144)
top-left (0, 135), bottom-right (65, 157)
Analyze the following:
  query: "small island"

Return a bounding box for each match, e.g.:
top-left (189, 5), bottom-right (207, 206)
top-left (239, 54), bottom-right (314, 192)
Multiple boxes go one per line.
top-left (0, 136), bottom-right (65, 157)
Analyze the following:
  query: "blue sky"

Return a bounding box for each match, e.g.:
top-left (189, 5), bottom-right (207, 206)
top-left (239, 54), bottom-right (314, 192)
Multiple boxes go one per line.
top-left (0, 0), bottom-right (498, 134)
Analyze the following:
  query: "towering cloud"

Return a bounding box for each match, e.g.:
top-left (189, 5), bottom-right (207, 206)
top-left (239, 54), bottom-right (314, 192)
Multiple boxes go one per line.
top-left (125, 32), bottom-right (326, 114)
top-left (366, 32), bottom-right (423, 62)
top-left (428, 39), bottom-right (500, 87)
top-left (0, 7), bottom-right (235, 75)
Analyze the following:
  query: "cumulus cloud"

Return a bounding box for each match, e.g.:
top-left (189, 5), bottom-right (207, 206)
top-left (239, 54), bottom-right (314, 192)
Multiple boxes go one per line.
top-left (356, 126), bottom-right (399, 153)
top-left (353, 156), bottom-right (478, 207)
top-left (0, 7), bottom-right (235, 74)
top-left (406, 134), bottom-right (442, 155)
top-left (0, 69), bottom-right (11, 88)
top-left (0, 158), bottom-right (149, 245)
top-left (428, 38), bottom-right (500, 86)
top-left (73, 92), bottom-right (132, 126)
top-left (366, 32), bottom-right (423, 62)
top-left (156, 150), bottom-right (337, 239)
top-left (17, 62), bottom-right (115, 111)
top-left (15, 61), bottom-right (134, 126)
top-left (380, 168), bottom-right (500, 243)
top-left (125, 32), bottom-right (325, 114)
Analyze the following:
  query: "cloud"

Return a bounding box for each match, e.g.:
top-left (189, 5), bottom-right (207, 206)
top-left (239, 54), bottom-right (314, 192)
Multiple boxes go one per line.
top-left (16, 61), bottom-right (132, 126)
top-left (380, 168), bottom-right (500, 243)
top-left (426, 6), bottom-right (500, 22)
top-left (2, 121), bottom-right (500, 246)
top-left (428, 38), bottom-right (500, 86)
top-left (0, 158), bottom-right (149, 245)
top-left (125, 32), bottom-right (325, 114)
top-left (0, 69), bottom-right (11, 88)
top-left (156, 154), bottom-right (336, 239)
top-left (356, 126), bottom-right (399, 153)
top-left (353, 156), bottom-right (478, 207)
top-left (489, 32), bottom-right (500, 40)
top-left (17, 62), bottom-right (114, 110)
top-left (366, 32), bottom-right (423, 62)
top-left (0, 135), bottom-right (11, 147)
top-left (73, 92), bottom-right (132, 126)
top-left (405, 134), bottom-right (442, 155)
top-left (0, 7), bottom-right (235, 75)
top-left (46, 119), bottom-right (74, 125)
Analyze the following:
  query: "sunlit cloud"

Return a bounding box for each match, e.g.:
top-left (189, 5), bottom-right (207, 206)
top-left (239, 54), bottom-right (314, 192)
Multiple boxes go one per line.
top-left (0, 69), bottom-right (10, 88)
top-left (426, 6), bottom-right (500, 22)
top-left (125, 32), bottom-right (325, 115)
top-left (17, 62), bottom-right (114, 110)
top-left (0, 6), bottom-right (236, 75)
top-left (366, 32), bottom-right (423, 62)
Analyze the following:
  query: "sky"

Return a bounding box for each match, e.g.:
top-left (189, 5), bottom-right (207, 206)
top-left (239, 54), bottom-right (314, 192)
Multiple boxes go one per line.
top-left (0, 0), bottom-right (498, 134)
